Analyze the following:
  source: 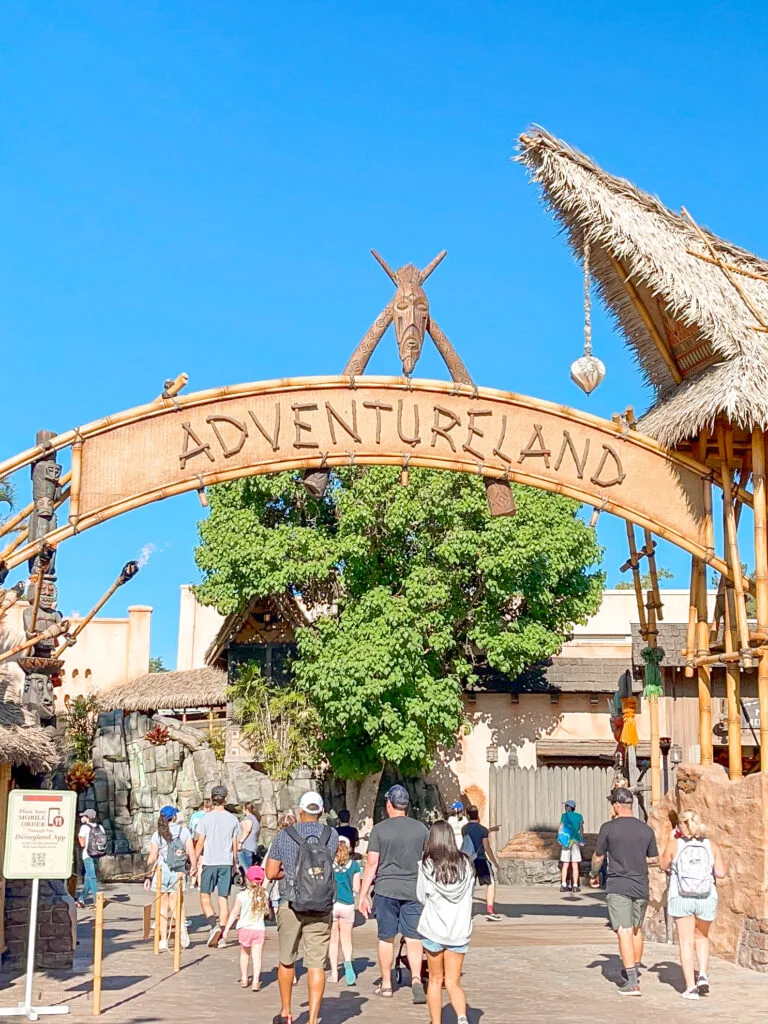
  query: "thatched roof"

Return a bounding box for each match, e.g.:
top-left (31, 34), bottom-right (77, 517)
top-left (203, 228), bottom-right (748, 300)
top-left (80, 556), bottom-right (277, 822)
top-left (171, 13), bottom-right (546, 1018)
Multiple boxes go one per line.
top-left (0, 702), bottom-right (60, 772)
top-left (98, 667), bottom-right (227, 712)
top-left (518, 128), bottom-right (768, 447)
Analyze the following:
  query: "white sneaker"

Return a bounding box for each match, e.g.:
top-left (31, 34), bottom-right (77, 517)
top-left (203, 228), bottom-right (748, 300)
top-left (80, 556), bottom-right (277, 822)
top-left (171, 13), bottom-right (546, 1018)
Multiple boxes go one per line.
top-left (217, 937), bottom-right (227, 948)
top-left (180, 919), bottom-right (190, 949)
top-left (682, 987), bottom-right (699, 1000)
top-left (158, 940), bottom-right (168, 953)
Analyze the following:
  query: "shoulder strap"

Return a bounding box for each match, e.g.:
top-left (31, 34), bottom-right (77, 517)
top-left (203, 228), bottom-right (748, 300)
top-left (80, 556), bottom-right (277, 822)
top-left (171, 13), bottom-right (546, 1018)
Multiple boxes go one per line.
top-left (320, 825), bottom-right (332, 846)
top-left (285, 826), bottom-right (307, 846)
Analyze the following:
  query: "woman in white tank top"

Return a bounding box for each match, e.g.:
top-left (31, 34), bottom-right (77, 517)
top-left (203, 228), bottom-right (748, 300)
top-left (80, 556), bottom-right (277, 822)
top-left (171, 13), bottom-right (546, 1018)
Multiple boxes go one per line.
top-left (659, 810), bottom-right (726, 1001)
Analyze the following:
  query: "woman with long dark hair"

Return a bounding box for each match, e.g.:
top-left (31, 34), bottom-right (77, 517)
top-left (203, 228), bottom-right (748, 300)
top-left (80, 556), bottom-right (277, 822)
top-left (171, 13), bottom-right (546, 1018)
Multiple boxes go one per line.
top-left (417, 819), bottom-right (474, 1024)
top-left (144, 806), bottom-right (196, 952)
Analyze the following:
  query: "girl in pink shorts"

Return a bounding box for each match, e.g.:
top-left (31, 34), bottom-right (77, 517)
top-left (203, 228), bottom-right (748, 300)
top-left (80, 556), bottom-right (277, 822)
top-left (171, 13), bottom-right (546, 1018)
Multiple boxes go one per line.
top-left (222, 865), bottom-right (268, 991)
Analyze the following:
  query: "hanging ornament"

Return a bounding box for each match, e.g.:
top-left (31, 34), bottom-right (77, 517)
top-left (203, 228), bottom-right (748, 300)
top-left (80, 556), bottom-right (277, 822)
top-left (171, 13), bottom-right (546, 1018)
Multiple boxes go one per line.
top-left (570, 240), bottom-right (606, 395)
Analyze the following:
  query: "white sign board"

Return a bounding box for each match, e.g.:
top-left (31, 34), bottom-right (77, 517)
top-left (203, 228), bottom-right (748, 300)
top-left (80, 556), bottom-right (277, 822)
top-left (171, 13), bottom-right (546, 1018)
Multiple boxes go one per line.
top-left (3, 790), bottom-right (77, 880)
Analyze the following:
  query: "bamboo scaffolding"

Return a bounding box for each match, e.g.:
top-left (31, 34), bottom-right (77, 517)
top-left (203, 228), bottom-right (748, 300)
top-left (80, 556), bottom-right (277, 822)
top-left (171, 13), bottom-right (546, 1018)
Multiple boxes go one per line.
top-left (696, 556), bottom-right (714, 765)
top-left (752, 428), bottom-right (768, 769)
top-left (718, 427), bottom-right (753, 667)
top-left (0, 472), bottom-right (71, 544)
top-left (0, 618), bottom-right (69, 664)
top-left (625, 523), bottom-right (648, 638)
top-left (0, 483), bottom-right (70, 564)
top-left (723, 585), bottom-right (743, 780)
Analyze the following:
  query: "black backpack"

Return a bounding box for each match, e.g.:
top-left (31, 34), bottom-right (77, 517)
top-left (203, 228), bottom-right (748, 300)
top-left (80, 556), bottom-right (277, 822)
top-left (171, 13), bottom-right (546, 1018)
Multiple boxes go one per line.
top-left (285, 825), bottom-right (336, 914)
top-left (86, 824), bottom-right (108, 859)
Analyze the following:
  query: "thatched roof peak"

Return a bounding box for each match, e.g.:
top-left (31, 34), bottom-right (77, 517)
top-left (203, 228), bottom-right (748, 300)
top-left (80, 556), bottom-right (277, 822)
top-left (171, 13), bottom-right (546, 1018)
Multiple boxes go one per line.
top-left (0, 701), bottom-right (60, 772)
top-left (518, 128), bottom-right (768, 447)
top-left (98, 667), bottom-right (227, 713)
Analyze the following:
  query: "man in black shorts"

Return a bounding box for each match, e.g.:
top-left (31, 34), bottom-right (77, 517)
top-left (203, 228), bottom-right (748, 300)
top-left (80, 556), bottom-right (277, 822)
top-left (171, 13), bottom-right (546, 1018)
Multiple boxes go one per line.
top-left (462, 805), bottom-right (502, 921)
top-left (359, 785), bottom-right (428, 1002)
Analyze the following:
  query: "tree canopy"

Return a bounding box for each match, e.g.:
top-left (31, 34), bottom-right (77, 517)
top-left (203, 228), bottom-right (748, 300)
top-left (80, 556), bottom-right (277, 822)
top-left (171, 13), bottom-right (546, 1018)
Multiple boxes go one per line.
top-left (195, 468), bottom-right (604, 780)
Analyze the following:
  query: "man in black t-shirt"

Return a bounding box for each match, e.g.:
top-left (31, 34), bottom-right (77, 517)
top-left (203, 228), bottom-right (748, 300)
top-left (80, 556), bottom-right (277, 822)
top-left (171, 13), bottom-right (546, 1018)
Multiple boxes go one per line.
top-left (335, 809), bottom-right (359, 854)
top-left (589, 788), bottom-right (658, 997)
top-left (462, 806), bottom-right (502, 921)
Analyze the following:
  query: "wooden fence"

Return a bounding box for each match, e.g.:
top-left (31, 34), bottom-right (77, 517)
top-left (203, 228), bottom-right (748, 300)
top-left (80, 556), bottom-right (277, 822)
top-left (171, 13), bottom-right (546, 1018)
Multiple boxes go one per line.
top-left (489, 763), bottom-right (613, 852)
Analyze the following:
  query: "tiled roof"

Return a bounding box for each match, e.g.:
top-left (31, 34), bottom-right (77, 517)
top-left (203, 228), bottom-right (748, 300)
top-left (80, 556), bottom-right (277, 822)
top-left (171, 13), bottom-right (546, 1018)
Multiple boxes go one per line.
top-left (473, 657), bottom-right (635, 695)
top-left (631, 623), bottom-right (688, 668)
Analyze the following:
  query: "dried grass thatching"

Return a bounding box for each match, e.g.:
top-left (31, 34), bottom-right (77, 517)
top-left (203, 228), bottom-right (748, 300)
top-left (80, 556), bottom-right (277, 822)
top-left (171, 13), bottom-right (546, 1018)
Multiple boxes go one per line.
top-left (98, 667), bottom-right (227, 713)
top-left (518, 128), bottom-right (768, 447)
top-left (0, 701), bottom-right (60, 772)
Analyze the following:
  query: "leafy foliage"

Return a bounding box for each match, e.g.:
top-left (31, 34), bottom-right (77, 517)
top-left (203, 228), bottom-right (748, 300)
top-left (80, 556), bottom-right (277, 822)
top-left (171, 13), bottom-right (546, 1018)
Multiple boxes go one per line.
top-left (615, 567), bottom-right (673, 590)
top-left (196, 468), bottom-right (604, 780)
top-left (65, 760), bottom-right (96, 793)
top-left (207, 722), bottom-right (227, 762)
top-left (145, 724), bottom-right (170, 746)
top-left (149, 656), bottom-right (168, 673)
top-left (228, 661), bottom-right (320, 780)
top-left (62, 694), bottom-right (102, 762)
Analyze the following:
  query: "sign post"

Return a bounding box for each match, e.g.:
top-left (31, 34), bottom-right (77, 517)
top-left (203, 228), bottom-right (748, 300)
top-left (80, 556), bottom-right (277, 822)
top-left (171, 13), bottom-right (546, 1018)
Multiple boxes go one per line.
top-left (1, 789), bottom-right (76, 1020)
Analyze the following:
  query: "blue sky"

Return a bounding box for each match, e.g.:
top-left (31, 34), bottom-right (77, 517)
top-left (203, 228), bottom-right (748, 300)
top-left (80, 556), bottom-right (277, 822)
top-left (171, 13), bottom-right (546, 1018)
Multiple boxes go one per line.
top-left (2, 2), bottom-right (767, 665)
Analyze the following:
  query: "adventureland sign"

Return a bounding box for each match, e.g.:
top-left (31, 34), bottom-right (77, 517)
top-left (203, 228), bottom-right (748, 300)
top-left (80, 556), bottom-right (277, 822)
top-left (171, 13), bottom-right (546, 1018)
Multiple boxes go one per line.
top-left (76, 378), bottom-right (709, 555)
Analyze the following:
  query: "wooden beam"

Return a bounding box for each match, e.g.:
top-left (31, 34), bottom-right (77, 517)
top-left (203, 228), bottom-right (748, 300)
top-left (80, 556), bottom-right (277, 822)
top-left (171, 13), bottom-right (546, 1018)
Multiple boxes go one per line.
top-left (625, 523), bottom-right (647, 639)
top-left (695, 556), bottom-right (713, 766)
top-left (607, 254), bottom-right (683, 385)
top-left (723, 586), bottom-right (743, 780)
top-left (719, 427), bottom-right (753, 667)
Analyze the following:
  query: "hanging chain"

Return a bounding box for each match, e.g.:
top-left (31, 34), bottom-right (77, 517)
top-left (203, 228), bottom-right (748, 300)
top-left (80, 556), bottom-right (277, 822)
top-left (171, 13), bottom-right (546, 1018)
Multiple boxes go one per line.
top-left (583, 238), bottom-right (592, 357)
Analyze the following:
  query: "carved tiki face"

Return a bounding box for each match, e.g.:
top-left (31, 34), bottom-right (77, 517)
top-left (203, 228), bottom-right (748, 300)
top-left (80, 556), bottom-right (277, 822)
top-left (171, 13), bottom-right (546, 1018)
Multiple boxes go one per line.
top-left (393, 266), bottom-right (429, 376)
top-left (22, 673), bottom-right (55, 722)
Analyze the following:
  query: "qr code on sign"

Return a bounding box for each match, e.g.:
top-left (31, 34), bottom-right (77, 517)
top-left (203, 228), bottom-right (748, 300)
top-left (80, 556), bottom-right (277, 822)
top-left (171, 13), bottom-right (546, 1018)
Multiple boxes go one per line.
top-left (31, 853), bottom-right (46, 868)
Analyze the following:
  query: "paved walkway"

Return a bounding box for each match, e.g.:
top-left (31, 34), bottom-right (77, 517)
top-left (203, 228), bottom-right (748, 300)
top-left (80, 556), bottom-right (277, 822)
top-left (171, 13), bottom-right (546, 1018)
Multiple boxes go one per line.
top-left (1, 884), bottom-right (768, 1022)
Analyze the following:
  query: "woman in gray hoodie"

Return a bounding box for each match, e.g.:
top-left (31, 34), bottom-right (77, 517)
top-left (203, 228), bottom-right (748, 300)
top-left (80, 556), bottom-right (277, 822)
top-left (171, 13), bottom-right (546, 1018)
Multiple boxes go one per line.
top-left (416, 820), bottom-right (474, 1024)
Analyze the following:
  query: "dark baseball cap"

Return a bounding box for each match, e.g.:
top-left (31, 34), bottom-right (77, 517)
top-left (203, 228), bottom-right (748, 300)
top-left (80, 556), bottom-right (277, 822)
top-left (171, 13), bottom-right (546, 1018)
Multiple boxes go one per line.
top-left (211, 785), bottom-right (227, 801)
top-left (385, 784), bottom-right (410, 809)
top-left (608, 787), bottom-right (633, 805)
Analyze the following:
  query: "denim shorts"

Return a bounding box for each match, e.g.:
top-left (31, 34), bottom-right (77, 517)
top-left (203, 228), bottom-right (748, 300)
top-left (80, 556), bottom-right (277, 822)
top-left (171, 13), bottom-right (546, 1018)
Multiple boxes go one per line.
top-left (374, 895), bottom-right (422, 940)
top-left (420, 936), bottom-right (469, 955)
top-left (201, 865), bottom-right (233, 898)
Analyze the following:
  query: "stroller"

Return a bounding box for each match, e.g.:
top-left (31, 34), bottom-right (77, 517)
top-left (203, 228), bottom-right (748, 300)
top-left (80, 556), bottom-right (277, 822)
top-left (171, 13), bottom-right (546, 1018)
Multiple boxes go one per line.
top-left (394, 935), bottom-right (429, 987)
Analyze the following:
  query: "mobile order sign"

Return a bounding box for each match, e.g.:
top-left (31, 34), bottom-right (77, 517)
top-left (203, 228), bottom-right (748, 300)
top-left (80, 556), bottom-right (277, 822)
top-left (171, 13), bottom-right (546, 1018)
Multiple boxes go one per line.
top-left (4, 790), bottom-right (77, 880)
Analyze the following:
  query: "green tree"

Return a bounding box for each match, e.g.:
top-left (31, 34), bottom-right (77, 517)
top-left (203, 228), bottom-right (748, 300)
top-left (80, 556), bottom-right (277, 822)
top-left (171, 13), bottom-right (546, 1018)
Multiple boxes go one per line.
top-left (195, 469), bottom-right (603, 806)
top-left (615, 567), bottom-right (674, 590)
top-left (149, 656), bottom-right (168, 673)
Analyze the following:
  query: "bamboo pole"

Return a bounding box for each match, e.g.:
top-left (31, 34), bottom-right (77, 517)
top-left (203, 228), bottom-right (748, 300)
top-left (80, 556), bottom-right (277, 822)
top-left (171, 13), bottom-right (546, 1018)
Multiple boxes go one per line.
top-left (173, 877), bottom-right (183, 973)
top-left (696, 556), bottom-right (713, 766)
top-left (625, 523), bottom-right (648, 638)
top-left (69, 439), bottom-right (83, 526)
top-left (719, 427), bottom-right (753, 667)
top-left (723, 586), bottom-right (743, 780)
top-left (685, 557), bottom-right (698, 677)
top-left (752, 427), bottom-right (768, 769)
top-left (646, 593), bottom-right (662, 805)
top-left (153, 864), bottom-right (162, 954)
top-left (92, 891), bottom-right (105, 1016)
top-left (643, 530), bottom-right (664, 618)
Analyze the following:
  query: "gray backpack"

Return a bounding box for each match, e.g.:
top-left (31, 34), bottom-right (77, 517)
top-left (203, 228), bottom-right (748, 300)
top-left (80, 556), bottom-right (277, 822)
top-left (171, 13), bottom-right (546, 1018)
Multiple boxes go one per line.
top-left (285, 826), bottom-right (336, 914)
top-left (163, 827), bottom-right (188, 873)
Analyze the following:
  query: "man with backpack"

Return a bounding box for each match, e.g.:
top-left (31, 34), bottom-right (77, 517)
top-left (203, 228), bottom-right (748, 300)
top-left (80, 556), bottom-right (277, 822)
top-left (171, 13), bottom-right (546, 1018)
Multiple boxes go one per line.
top-left (77, 808), bottom-right (107, 907)
top-left (265, 791), bottom-right (338, 1024)
top-left (589, 787), bottom-right (659, 997)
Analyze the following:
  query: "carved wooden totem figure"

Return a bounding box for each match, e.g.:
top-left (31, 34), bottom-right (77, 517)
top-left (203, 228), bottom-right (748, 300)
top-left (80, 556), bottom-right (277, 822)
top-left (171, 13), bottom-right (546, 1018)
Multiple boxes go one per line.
top-left (21, 430), bottom-right (64, 722)
top-left (305, 251), bottom-right (516, 516)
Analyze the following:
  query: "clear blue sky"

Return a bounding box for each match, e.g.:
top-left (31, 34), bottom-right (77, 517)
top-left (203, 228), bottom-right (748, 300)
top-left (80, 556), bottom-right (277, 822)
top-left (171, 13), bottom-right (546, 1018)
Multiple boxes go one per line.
top-left (2, 2), bottom-right (766, 666)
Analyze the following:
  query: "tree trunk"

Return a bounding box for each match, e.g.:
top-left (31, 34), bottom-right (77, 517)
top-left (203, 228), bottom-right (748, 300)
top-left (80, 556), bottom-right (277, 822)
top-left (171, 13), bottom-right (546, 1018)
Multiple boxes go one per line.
top-left (346, 770), bottom-right (383, 852)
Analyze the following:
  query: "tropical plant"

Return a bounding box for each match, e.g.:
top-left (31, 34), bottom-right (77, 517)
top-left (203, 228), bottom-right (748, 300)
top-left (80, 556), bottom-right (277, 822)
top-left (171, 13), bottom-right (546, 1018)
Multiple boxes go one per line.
top-left (615, 567), bottom-right (674, 589)
top-left (207, 723), bottom-right (226, 762)
top-left (228, 661), bottom-right (320, 780)
top-left (65, 760), bottom-right (96, 793)
top-left (197, 469), bottom-right (604, 800)
top-left (62, 694), bottom-right (102, 762)
top-left (145, 724), bottom-right (170, 746)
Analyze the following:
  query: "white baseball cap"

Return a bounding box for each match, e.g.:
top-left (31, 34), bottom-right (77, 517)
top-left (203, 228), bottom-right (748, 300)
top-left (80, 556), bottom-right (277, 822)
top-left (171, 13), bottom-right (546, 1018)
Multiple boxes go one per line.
top-left (298, 791), bottom-right (324, 813)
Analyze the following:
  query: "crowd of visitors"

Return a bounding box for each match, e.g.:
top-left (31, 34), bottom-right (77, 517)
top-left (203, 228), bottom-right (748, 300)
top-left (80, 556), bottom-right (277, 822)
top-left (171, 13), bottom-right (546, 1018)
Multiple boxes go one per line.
top-left (65, 774), bottom-right (726, 1020)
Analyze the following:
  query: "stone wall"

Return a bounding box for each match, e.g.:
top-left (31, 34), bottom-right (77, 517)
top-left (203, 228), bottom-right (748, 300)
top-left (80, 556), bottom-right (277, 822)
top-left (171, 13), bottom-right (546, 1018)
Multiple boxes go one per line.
top-left (4, 880), bottom-right (73, 971)
top-left (496, 830), bottom-right (597, 886)
top-left (646, 763), bottom-right (768, 967)
top-left (81, 711), bottom-right (319, 878)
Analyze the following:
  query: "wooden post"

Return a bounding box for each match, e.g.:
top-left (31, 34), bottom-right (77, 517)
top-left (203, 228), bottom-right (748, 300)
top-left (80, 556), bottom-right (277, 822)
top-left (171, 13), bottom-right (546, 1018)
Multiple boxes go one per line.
top-left (625, 523), bottom-right (647, 638)
top-left (643, 529), bottom-right (664, 620)
top-left (752, 428), bottom-right (768, 769)
top-left (153, 864), bottom-right (162, 954)
top-left (723, 586), bottom-right (743, 780)
top-left (92, 891), bottom-right (105, 1016)
top-left (173, 877), bottom-right (183, 973)
top-left (0, 762), bottom-right (11, 955)
top-left (685, 557), bottom-right (698, 678)
top-left (646, 595), bottom-right (662, 805)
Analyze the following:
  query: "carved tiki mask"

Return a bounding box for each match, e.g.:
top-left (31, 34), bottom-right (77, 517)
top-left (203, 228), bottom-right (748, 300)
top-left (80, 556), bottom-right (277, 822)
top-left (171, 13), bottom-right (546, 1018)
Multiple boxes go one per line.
top-left (393, 265), bottom-right (429, 376)
top-left (22, 673), bottom-right (55, 722)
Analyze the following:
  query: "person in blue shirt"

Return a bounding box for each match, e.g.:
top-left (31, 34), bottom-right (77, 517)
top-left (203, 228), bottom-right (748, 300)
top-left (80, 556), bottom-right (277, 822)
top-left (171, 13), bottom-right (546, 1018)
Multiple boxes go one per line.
top-left (559, 800), bottom-right (585, 892)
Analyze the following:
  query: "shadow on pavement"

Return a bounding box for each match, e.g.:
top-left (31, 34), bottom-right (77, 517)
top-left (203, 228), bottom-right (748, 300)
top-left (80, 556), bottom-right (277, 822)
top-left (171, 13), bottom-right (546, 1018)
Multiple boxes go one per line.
top-left (585, 952), bottom-right (623, 985)
top-left (65, 973), bottom-right (149, 993)
top-left (646, 959), bottom-right (684, 993)
top-left (488, 897), bottom-right (607, 920)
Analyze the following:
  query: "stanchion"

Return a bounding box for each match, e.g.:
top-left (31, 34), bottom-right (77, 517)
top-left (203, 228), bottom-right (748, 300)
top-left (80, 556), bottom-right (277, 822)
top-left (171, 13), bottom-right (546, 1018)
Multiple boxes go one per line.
top-left (173, 876), bottom-right (183, 973)
top-left (92, 893), bottom-right (105, 1017)
top-left (153, 865), bottom-right (162, 955)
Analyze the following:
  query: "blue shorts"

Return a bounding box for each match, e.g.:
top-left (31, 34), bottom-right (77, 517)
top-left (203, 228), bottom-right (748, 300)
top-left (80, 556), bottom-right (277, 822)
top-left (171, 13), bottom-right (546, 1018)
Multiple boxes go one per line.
top-left (201, 865), bottom-right (233, 898)
top-left (420, 936), bottom-right (469, 955)
top-left (374, 895), bottom-right (422, 941)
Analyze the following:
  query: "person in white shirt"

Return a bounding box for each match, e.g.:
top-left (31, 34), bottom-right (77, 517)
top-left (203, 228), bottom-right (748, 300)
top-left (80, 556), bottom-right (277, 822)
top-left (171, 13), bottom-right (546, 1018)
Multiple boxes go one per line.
top-left (77, 809), bottom-right (99, 907)
top-left (222, 864), bottom-right (269, 991)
